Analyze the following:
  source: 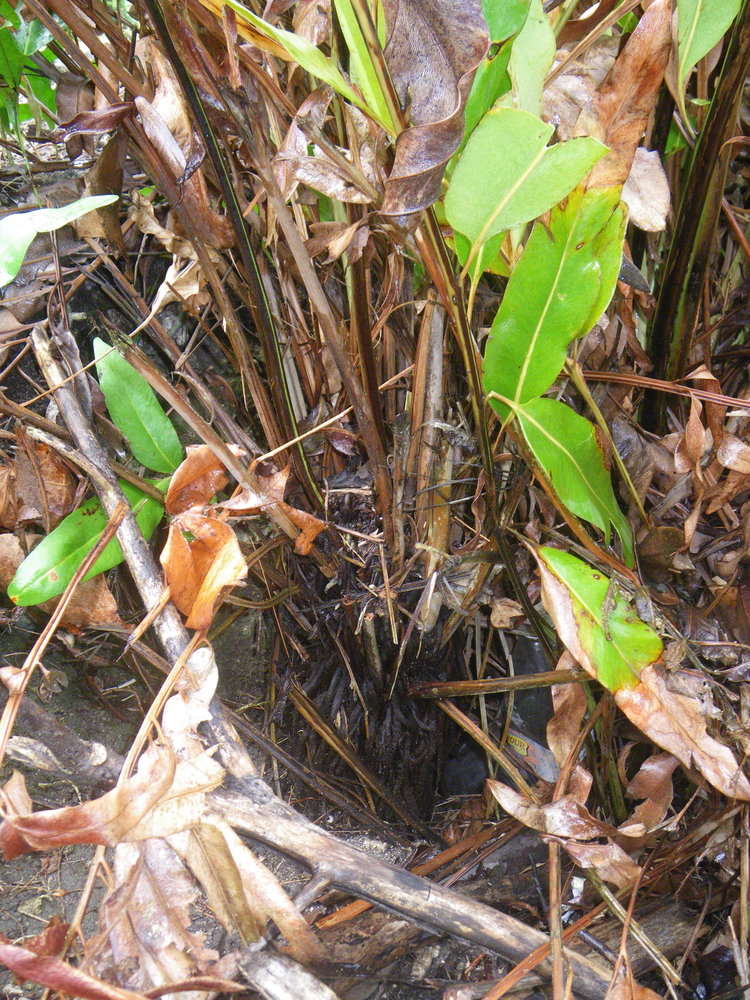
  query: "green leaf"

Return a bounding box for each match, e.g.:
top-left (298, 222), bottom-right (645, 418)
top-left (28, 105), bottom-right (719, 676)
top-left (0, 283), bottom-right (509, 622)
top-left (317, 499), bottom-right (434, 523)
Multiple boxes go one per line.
top-left (507, 0), bottom-right (554, 114)
top-left (222, 0), bottom-right (389, 131)
top-left (14, 17), bottom-right (52, 56)
top-left (535, 546), bottom-right (662, 691)
top-left (0, 2), bottom-right (21, 31)
top-left (0, 195), bottom-right (118, 287)
top-left (94, 338), bottom-right (183, 474)
top-left (332, 0), bottom-right (396, 133)
top-left (462, 42), bottom-right (512, 143)
top-left (444, 108), bottom-right (605, 272)
top-left (676, 0), bottom-right (741, 120)
top-left (484, 187), bottom-right (626, 408)
top-left (0, 26), bottom-right (24, 88)
top-left (7, 480), bottom-right (165, 606)
top-left (513, 398), bottom-right (634, 564)
top-left (482, 0), bottom-right (529, 41)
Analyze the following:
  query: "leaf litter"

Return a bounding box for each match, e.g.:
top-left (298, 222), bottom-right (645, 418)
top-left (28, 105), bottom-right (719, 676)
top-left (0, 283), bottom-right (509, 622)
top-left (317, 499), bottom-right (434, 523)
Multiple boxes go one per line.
top-left (0, 0), bottom-right (749, 998)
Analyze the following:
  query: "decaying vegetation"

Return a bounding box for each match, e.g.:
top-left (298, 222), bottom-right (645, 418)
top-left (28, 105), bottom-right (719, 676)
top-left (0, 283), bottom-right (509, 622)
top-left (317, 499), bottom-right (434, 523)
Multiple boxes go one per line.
top-left (0, 0), bottom-right (750, 997)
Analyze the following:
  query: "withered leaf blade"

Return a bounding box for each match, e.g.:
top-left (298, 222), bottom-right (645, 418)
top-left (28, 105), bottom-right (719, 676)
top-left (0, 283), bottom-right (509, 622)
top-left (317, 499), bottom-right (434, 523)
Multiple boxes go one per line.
top-left (166, 444), bottom-right (230, 515)
top-left (0, 748), bottom-right (175, 860)
top-left (577, 0), bottom-right (673, 190)
top-left (615, 665), bottom-right (750, 801)
top-left (51, 102), bottom-right (134, 139)
top-left (0, 941), bottom-right (150, 1000)
top-left (380, 0), bottom-right (488, 219)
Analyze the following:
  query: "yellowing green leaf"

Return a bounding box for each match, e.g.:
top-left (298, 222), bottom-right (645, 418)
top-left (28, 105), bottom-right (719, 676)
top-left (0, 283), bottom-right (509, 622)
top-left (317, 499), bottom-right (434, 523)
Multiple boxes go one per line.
top-left (444, 108), bottom-right (605, 273)
top-left (535, 546), bottom-right (662, 692)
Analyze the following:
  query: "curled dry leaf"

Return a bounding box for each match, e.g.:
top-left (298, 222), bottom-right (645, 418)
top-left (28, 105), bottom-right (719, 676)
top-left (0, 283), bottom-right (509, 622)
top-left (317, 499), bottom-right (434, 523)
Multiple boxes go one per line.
top-left (276, 153), bottom-right (373, 203)
top-left (95, 838), bottom-right (228, 997)
top-left (0, 746), bottom-right (175, 860)
top-left (717, 433), bottom-right (750, 475)
top-left (280, 501), bottom-right (327, 555)
top-left (0, 941), bottom-right (150, 1000)
top-left (166, 444), bottom-right (230, 515)
top-left (605, 965), bottom-right (663, 1000)
top-left (615, 665), bottom-right (750, 800)
top-left (380, 0), bottom-right (488, 218)
top-left (546, 651), bottom-right (587, 766)
top-left (562, 840), bottom-right (641, 890)
top-left (487, 781), bottom-right (617, 840)
top-left (543, 35), bottom-right (619, 139)
top-left (621, 148), bottom-right (671, 232)
top-left (220, 464), bottom-right (290, 514)
top-left (160, 513), bottom-right (247, 630)
top-left (577, 0), bottom-right (672, 190)
top-left (620, 751), bottom-right (678, 835)
top-left (489, 597), bottom-right (525, 629)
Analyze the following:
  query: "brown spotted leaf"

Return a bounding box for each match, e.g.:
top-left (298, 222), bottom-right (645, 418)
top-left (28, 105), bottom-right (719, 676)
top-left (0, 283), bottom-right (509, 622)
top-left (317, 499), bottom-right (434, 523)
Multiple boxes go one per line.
top-left (380, 0), bottom-right (487, 218)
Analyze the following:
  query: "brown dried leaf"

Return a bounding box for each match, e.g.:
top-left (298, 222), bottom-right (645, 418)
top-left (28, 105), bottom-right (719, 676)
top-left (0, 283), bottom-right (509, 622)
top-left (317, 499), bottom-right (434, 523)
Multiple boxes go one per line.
top-left (277, 154), bottom-right (373, 203)
top-left (15, 432), bottom-right (76, 530)
top-left (577, 0), bottom-right (672, 190)
top-left (606, 966), bottom-right (663, 1000)
top-left (562, 840), bottom-right (641, 889)
top-left (489, 597), bottom-right (524, 629)
top-left (52, 101), bottom-right (133, 139)
top-left (280, 502), bottom-right (327, 555)
top-left (95, 838), bottom-right (226, 997)
top-left (717, 434), bottom-right (750, 475)
top-left (0, 531), bottom-right (23, 590)
top-left (621, 148), bottom-right (671, 231)
top-left (487, 781), bottom-right (616, 840)
top-left (166, 445), bottom-right (230, 516)
top-left (0, 746), bottom-right (175, 859)
top-left (0, 461), bottom-right (17, 529)
top-left (40, 575), bottom-right (125, 630)
top-left (220, 464), bottom-right (290, 514)
top-left (547, 651), bottom-right (587, 767)
top-left (543, 35), bottom-right (619, 139)
top-left (161, 514), bottom-right (247, 630)
top-left (615, 665), bottom-right (750, 800)
top-left (0, 941), bottom-right (149, 1000)
top-left (620, 751), bottom-right (678, 835)
top-left (380, 0), bottom-right (488, 218)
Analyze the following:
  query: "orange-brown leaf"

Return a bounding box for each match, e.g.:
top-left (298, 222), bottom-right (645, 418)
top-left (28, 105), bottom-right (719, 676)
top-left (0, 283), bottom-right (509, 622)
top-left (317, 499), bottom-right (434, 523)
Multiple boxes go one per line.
top-left (166, 444), bottom-right (230, 515)
top-left (615, 666), bottom-right (750, 800)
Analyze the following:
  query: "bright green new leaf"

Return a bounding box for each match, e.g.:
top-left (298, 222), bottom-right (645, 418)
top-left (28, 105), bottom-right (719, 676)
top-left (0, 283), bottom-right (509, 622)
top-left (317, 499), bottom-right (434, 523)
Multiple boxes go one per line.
top-left (332, 0), bottom-right (395, 134)
top-left (0, 195), bottom-right (118, 287)
top-left (94, 338), bottom-right (183, 475)
top-left (514, 398), bottom-right (634, 564)
top-left (222, 0), bottom-right (389, 131)
top-left (676, 0), bottom-right (741, 120)
top-left (507, 0), bottom-right (554, 114)
top-left (482, 0), bottom-right (529, 41)
top-left (535, 546), bottom-right (662, 691)
top-left (444, 108), bottom-right (605, 273)
top-left (484, 187), bottom-right (625, 408)
top-left (7, 480), bottom-right (165, 606)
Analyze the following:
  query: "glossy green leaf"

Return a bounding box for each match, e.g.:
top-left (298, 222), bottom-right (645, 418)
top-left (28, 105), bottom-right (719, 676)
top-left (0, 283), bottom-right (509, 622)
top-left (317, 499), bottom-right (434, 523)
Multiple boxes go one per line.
top-left (0, 2), bottom-right (21, 30)
top-left (222, 0), bottom-right (389, 130)
top-left (94, 338), bottom-right (183, 474)
top-left (535, 546), bottom-right (662, 691)
top-left (507, 0), bottom-right (554, 114)
top-left (444, 108), bottom-right (605, 271)
top-left (482, 0), bottom-right (529, 41)
top-left (676, 0), bottom-right (741, 119)
top-left (484, 187), bottom-right (625, 409)
top-left (0, 196), bottom-right (118, 287)
top-left (7, 480), bottom-right (165, 606)
top-left (514, 398), bottom-right (634, 564)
